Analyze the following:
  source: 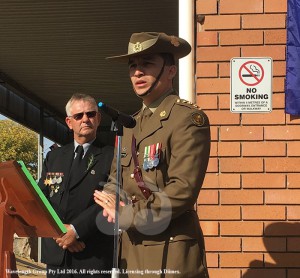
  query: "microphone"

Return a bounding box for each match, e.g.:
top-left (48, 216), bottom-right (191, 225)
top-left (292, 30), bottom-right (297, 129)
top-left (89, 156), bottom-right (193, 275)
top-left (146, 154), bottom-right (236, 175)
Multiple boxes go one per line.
top-left (98, 102), bottom-right (136, 129)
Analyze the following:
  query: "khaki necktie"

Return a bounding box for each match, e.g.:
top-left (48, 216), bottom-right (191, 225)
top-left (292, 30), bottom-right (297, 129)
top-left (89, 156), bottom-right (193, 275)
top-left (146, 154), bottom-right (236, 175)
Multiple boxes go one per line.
top-left (140, 107), bottom-right (152, 131)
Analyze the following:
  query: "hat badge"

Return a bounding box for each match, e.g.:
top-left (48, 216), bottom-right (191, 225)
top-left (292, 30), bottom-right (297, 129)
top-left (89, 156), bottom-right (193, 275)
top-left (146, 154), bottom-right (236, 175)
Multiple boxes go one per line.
top-left (170, 36), bottom-right (180, 47)
top-left (133, 42), bottom-right (143, 53)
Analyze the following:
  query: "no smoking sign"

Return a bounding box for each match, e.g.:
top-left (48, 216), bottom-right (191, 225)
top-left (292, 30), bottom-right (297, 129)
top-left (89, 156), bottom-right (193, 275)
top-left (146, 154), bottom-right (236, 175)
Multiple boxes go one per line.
top-left (230, 57), bottom-right (273, 113)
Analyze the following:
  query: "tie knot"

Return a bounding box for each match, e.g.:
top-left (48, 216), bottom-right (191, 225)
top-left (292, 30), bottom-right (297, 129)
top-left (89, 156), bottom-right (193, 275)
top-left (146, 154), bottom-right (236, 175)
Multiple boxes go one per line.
top-left (75, 145), bottom-right (84, 159)
top-left (143, 107), bottom-right (152, 118)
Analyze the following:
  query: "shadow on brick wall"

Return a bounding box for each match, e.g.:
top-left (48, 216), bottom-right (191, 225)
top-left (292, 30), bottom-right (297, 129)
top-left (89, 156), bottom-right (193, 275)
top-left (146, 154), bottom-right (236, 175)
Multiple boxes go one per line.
top-left (243, 222), bottom-right (300, 278)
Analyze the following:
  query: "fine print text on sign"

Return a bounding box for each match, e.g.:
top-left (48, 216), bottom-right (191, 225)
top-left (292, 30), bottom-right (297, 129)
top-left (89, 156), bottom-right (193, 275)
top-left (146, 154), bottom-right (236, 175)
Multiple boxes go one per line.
top-left (230, 57), bottom-right (273, 113)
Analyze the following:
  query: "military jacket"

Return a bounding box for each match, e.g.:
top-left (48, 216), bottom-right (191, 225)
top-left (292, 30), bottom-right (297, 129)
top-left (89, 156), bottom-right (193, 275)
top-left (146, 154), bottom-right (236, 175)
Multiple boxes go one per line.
top-left (106, 93), bottom-right (211, 278)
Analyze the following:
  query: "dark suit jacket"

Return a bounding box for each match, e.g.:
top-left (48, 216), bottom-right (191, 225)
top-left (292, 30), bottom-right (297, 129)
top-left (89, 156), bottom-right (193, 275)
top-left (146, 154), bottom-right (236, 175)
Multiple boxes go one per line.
top-left (38, 141), bottom-right (114, 272)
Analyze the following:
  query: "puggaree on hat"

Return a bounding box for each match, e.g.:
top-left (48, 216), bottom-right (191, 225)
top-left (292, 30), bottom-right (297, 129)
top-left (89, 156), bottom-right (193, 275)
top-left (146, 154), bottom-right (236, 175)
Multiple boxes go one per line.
top-left (106, 32), bottom-right (191, 62)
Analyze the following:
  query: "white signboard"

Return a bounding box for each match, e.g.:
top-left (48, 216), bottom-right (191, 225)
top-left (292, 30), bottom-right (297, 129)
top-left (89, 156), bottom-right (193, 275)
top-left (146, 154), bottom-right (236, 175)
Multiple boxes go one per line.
top-left (230, 57), bottom-right (273, 113)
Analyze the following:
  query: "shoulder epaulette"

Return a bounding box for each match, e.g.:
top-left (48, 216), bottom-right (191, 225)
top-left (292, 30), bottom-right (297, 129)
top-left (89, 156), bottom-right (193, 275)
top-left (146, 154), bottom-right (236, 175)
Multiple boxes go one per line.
top-left (175, 98), bottom-right (201, 110)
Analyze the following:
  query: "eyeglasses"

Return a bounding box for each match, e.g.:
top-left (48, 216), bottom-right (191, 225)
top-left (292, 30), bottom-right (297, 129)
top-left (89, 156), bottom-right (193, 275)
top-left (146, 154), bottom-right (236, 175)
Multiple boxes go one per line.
top-left (69, 111), bottom-right (97, 121)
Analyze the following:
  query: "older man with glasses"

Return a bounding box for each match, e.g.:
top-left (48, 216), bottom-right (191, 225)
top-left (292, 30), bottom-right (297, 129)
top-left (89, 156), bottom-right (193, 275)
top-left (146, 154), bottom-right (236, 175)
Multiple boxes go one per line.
top-left (38, 93), bottom-right (114, 277)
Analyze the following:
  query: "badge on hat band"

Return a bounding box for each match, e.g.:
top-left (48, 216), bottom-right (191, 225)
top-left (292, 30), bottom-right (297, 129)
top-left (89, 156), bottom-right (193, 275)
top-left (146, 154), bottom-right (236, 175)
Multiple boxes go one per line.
top-left (143, 143), bottom-right (162, 170)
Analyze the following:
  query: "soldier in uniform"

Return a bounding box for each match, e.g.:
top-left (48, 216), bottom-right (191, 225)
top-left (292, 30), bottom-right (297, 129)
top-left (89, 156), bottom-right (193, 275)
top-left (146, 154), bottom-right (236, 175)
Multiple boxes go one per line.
top-left (94, 32), bottom-right (210, 278)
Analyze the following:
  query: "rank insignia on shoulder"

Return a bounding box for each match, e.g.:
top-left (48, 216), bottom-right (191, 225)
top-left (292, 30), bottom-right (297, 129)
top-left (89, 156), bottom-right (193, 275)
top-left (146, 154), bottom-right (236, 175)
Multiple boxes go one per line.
top-left (176, 99), bottom-right (201, 109)
top-left (191, 112), bottom-right (205, 127)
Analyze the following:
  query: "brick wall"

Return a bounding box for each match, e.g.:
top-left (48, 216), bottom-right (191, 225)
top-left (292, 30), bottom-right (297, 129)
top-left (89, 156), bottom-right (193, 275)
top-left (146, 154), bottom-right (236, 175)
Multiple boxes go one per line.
top-left (196, 0), bottom-right (300, 277)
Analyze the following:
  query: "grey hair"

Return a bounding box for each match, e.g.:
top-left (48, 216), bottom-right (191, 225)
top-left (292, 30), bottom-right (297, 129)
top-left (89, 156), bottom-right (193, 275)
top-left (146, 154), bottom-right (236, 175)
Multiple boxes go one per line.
top-left (65, 93), bottom-right (98, 116)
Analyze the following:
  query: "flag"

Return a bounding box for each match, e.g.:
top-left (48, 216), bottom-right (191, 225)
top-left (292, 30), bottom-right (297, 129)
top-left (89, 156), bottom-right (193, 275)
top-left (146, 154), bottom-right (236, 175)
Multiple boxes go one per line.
top-left (285, 0), bottom-right (300, 115)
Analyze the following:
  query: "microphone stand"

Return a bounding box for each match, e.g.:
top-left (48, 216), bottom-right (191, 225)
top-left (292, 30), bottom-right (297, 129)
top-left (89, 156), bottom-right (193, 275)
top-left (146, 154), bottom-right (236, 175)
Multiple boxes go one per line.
top-left (111, 120), bottom-right (122, 278)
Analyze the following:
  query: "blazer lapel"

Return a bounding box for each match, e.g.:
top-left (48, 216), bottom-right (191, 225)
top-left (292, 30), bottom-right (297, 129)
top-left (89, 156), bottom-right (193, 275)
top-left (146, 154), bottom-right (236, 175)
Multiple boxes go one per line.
top-left (134, 95), bottom-right (178, 147)
top-left (62, 144), bottom-right (75, 186)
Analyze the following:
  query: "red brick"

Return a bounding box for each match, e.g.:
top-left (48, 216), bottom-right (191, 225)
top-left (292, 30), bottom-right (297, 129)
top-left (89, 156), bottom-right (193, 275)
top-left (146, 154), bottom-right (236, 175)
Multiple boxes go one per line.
top-left (220, 0), bottom-right (263, 14)
top-left (218, 94), bottom-right (230, 110)
top-left (210, 141), bottom-right (218, 157)
top-left (265, 0), bottom-right (287, 13)
top-left (198, 205), bottom-right (241, 220)
top-left (287, 115), bottom-right (300, 125)
top-left (220, 126), bottom-right (263, 141)
top-left (287, 206), bottom-right (300, 220)
top-left (243, 237), bottom-right (286, 252)
top-left (210, 126), bottom-right (219, 141)
top-left (206, 253), bottom-right (219, 268)
top-left (220, 253), bottom-right (263, 267)
top-left (273, 77), bottom-right (285, 92)
top-left (221, 190), bottom-right (263, 204)
top-left (287, 238), bottom-right (300, 252)
top-left (221, 221), bottom-right (263, 236)
top-left (202, 173), bottom-right (219, 189)
top-left (196, 0), bottom-right (218, 15)
top-left (197, 63), bottom-right (218, 78)
top-left (265, 30), bottom-right (287, 45)
top-left (243, 14), bottom-right (286, 29)
top-left (265, 158), bottom-right (300, 172)
top-left (242, 205), bottom-right (285, 220)
top-left (196, 78), bottom-right (229, 93)
top-left (287, 141), bottom-right (300, 156)
top-left (220, 158), bottom-right (263, 173)
top-left (207, 157), bottom-right (219, 173)
top-left (197, 94), bottom-right (218, 109)
top-left (242, 142), bottom-right (286, 156)
top-left (272, 93), bottom-right (285, 109)
top-left (241, 269), bottom-right (286, 278)
top-left (288, 174), bottom-right (300, 188)
top-left (264, 221), bottom-right (300, 236)
top-left (197, 46), bottom-right (240, 62)
top-left (242, 110), bottom-right (286, 125)
top-left (206, 237), bottom-right (241, 251)
top-left (265, 126), bottom-right (300, 140)
top-left (205, 110), bottom-right (240, 125)
top-left (218, 142), bottom-right (240, 156)
top-left (273, 61), bottom-right (286, 76)
top-left (209, 269), bottom-right (240, 278)
top-left (265, 253), bottom-right (300, 267)
top-left (197, 62), bottom-right (218, 77)
top-left (242, 45), bottom-right (286, 60)
top-left (202, 173), bottom-right (241, 189)
top-left (198, 189), bottom-right (219, 205)
top-left (266, 190), bottom-right (300, 204)
top-left (204, 15), bottom-right (241, 30)
top-left (200, 221), bottom-right (219, 236)
top-left (220, 30), bottom-right (263, 45)
top-left (219, 174), bottom-right (241, 188)
top-left (219, 62), bottom-right (230, 77)
top-left (197, 31), bottom-right (218, 46)
top-left (242, 173), bottom-right (286, 189)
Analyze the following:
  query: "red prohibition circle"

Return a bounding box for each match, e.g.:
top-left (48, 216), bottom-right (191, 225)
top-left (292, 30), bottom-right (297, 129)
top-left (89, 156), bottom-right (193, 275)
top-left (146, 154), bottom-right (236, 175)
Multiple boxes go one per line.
top-left (238, 61), bottom-right (264, 86)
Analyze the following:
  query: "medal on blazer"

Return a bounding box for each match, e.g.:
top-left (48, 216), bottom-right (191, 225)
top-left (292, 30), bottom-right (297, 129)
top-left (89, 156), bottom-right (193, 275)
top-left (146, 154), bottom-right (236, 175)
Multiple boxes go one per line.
top-left (44, 172), bottom-right (64, 197)
top-left (143, 143), bottom-right (162, 170)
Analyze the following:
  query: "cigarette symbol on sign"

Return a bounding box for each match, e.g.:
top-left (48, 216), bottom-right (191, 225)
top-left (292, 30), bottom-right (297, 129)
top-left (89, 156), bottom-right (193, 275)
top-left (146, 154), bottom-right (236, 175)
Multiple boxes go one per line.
top-left (242, 65), bottom-right (261, 77)
top-left (239, 61), bottom-right (264, 86)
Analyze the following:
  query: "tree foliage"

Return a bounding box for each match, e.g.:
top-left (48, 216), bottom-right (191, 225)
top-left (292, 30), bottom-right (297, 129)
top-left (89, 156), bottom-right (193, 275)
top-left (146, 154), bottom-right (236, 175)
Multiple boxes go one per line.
top-left (0, 119), bottom-right (38, 179)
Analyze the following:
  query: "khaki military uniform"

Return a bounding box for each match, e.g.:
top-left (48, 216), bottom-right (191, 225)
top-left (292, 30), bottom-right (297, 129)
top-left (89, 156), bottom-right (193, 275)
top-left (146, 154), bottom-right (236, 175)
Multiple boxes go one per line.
top-left (106, 93), bottom-right (210, 278)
